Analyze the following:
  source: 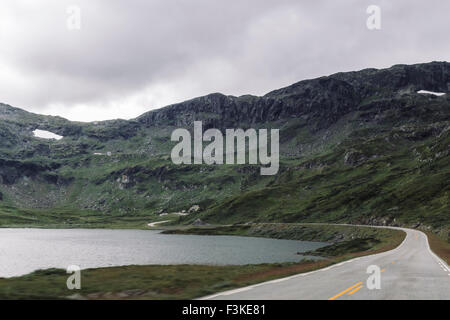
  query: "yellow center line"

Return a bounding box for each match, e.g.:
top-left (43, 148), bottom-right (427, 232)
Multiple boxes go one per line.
top-left (328, 282), bottom-right (363, 300)
top-left (381, 269), bottom-right (385, 273)
top-left (347, 285), bottom-right (363, 295)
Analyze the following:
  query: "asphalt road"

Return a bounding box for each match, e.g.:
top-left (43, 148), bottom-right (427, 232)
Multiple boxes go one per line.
top-left (202, 227), bottom-right (450, 300)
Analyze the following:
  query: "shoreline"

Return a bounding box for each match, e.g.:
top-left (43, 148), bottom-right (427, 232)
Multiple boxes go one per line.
top-left (0, 225), bottom-right (406, 300)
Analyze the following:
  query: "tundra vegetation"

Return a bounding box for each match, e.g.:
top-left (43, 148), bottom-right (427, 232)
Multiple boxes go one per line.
top-left (0, 62), bottom-right (448, 297)
top-left (0, 62), bottom-right (448, 236)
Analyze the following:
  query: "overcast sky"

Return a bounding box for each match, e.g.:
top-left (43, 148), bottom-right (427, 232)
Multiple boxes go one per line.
top-left (0, 0), bottom-right (449, 122)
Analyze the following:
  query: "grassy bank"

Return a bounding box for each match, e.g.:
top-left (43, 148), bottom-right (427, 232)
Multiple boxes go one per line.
top-left (425, 231), bottom-right (450, 265)
top-left (0, 205), bottom-right (156, 229)
top-left (162, 223), bottom-right (404, 250)
top-left (0, 225), bottom-right (405, 300)
top-left (165, 223), bottom-right (450, 263)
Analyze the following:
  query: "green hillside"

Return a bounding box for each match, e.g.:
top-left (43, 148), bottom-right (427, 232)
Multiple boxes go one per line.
top-left (0, 62), bottom-right (449, 236)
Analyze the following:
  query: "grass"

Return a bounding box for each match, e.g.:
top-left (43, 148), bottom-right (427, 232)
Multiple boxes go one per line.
top-left (425, 231), bottom-right (450, 265)
top-left (2, 109), bottom-right (449, 234)
top-left (2, 103), bottom-right (450, 232)
top-left (304, 238), bottom-right (382, 257)
top-left (0, 264), bottom-right (328, 300)
top-left (164, 223), bottom-right (450, 263)
top-left (162, 223), bottom-right (405, 247)
top-left (0, 205), bottom-right (155, 229)
top-left (0, 224), bottom-right (406, 300)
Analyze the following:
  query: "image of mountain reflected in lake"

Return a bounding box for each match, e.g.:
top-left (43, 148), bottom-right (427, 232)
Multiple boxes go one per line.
top-left (0, 229), bottom-right (328, 278)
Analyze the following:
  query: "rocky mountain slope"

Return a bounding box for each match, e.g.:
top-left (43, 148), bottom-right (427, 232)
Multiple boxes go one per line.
top-left (0, 61), bottom-right (449, 233)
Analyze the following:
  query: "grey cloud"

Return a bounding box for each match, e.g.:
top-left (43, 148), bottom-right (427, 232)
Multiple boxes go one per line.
top-left (0, 0), bottom-right (449, 120)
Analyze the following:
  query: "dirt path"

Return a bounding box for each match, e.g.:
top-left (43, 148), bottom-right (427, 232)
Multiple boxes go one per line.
top-left (147, 220), bottom-right (171, 228)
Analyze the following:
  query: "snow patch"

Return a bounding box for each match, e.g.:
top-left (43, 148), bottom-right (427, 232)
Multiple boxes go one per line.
top-left (93, 152), bottom-right (112, 156)
top-left (33, 129), bottom-right (63, 140)
top-left (417, 90), bottom-right (446, 96)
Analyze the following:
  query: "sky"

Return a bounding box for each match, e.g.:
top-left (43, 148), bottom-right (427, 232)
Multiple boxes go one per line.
top-left (0, 0), bottom-right (449, 122)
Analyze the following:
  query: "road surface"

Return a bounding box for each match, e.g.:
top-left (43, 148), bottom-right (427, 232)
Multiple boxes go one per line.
top-left (202, 227), bottom-right (450, 300)
top-left (147, 220), bottom-right (170, 227)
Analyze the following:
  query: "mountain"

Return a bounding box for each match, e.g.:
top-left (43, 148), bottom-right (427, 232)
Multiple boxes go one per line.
top-left (0, 61), bottom-right (449, 233)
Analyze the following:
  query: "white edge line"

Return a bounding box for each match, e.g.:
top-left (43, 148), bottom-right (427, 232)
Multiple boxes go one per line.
top-left (199, 225), bottom-right (410, 300)
top-left (421, 230), bottom-right (450, 273)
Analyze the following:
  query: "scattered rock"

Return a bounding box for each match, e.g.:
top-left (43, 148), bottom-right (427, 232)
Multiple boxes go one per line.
top-left (188, 205), bottom-right (201, 213)
top-left (344, 150), bottom-right (367, 166)
top-left (192, 218), bottom-right (206, 226)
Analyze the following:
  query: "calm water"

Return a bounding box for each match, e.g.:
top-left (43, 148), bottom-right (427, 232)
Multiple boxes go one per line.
top-left (0, 228), bottom-right (327, 278)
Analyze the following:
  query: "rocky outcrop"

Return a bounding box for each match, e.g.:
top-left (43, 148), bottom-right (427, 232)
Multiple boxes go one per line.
top-left (137, 61), bottom-right (450, 132)
top-left (0, 61), bottom-right (449, 216)
top-left (0, 159), bottom-right (57, 184)
top-left (344, 150), bottom-right (368, 166)
top-left (188, 205), bottom-right (201, 213)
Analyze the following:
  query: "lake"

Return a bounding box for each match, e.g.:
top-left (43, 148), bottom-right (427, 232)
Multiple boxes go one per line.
top-left (0, 228), bottom-right (328, 278)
